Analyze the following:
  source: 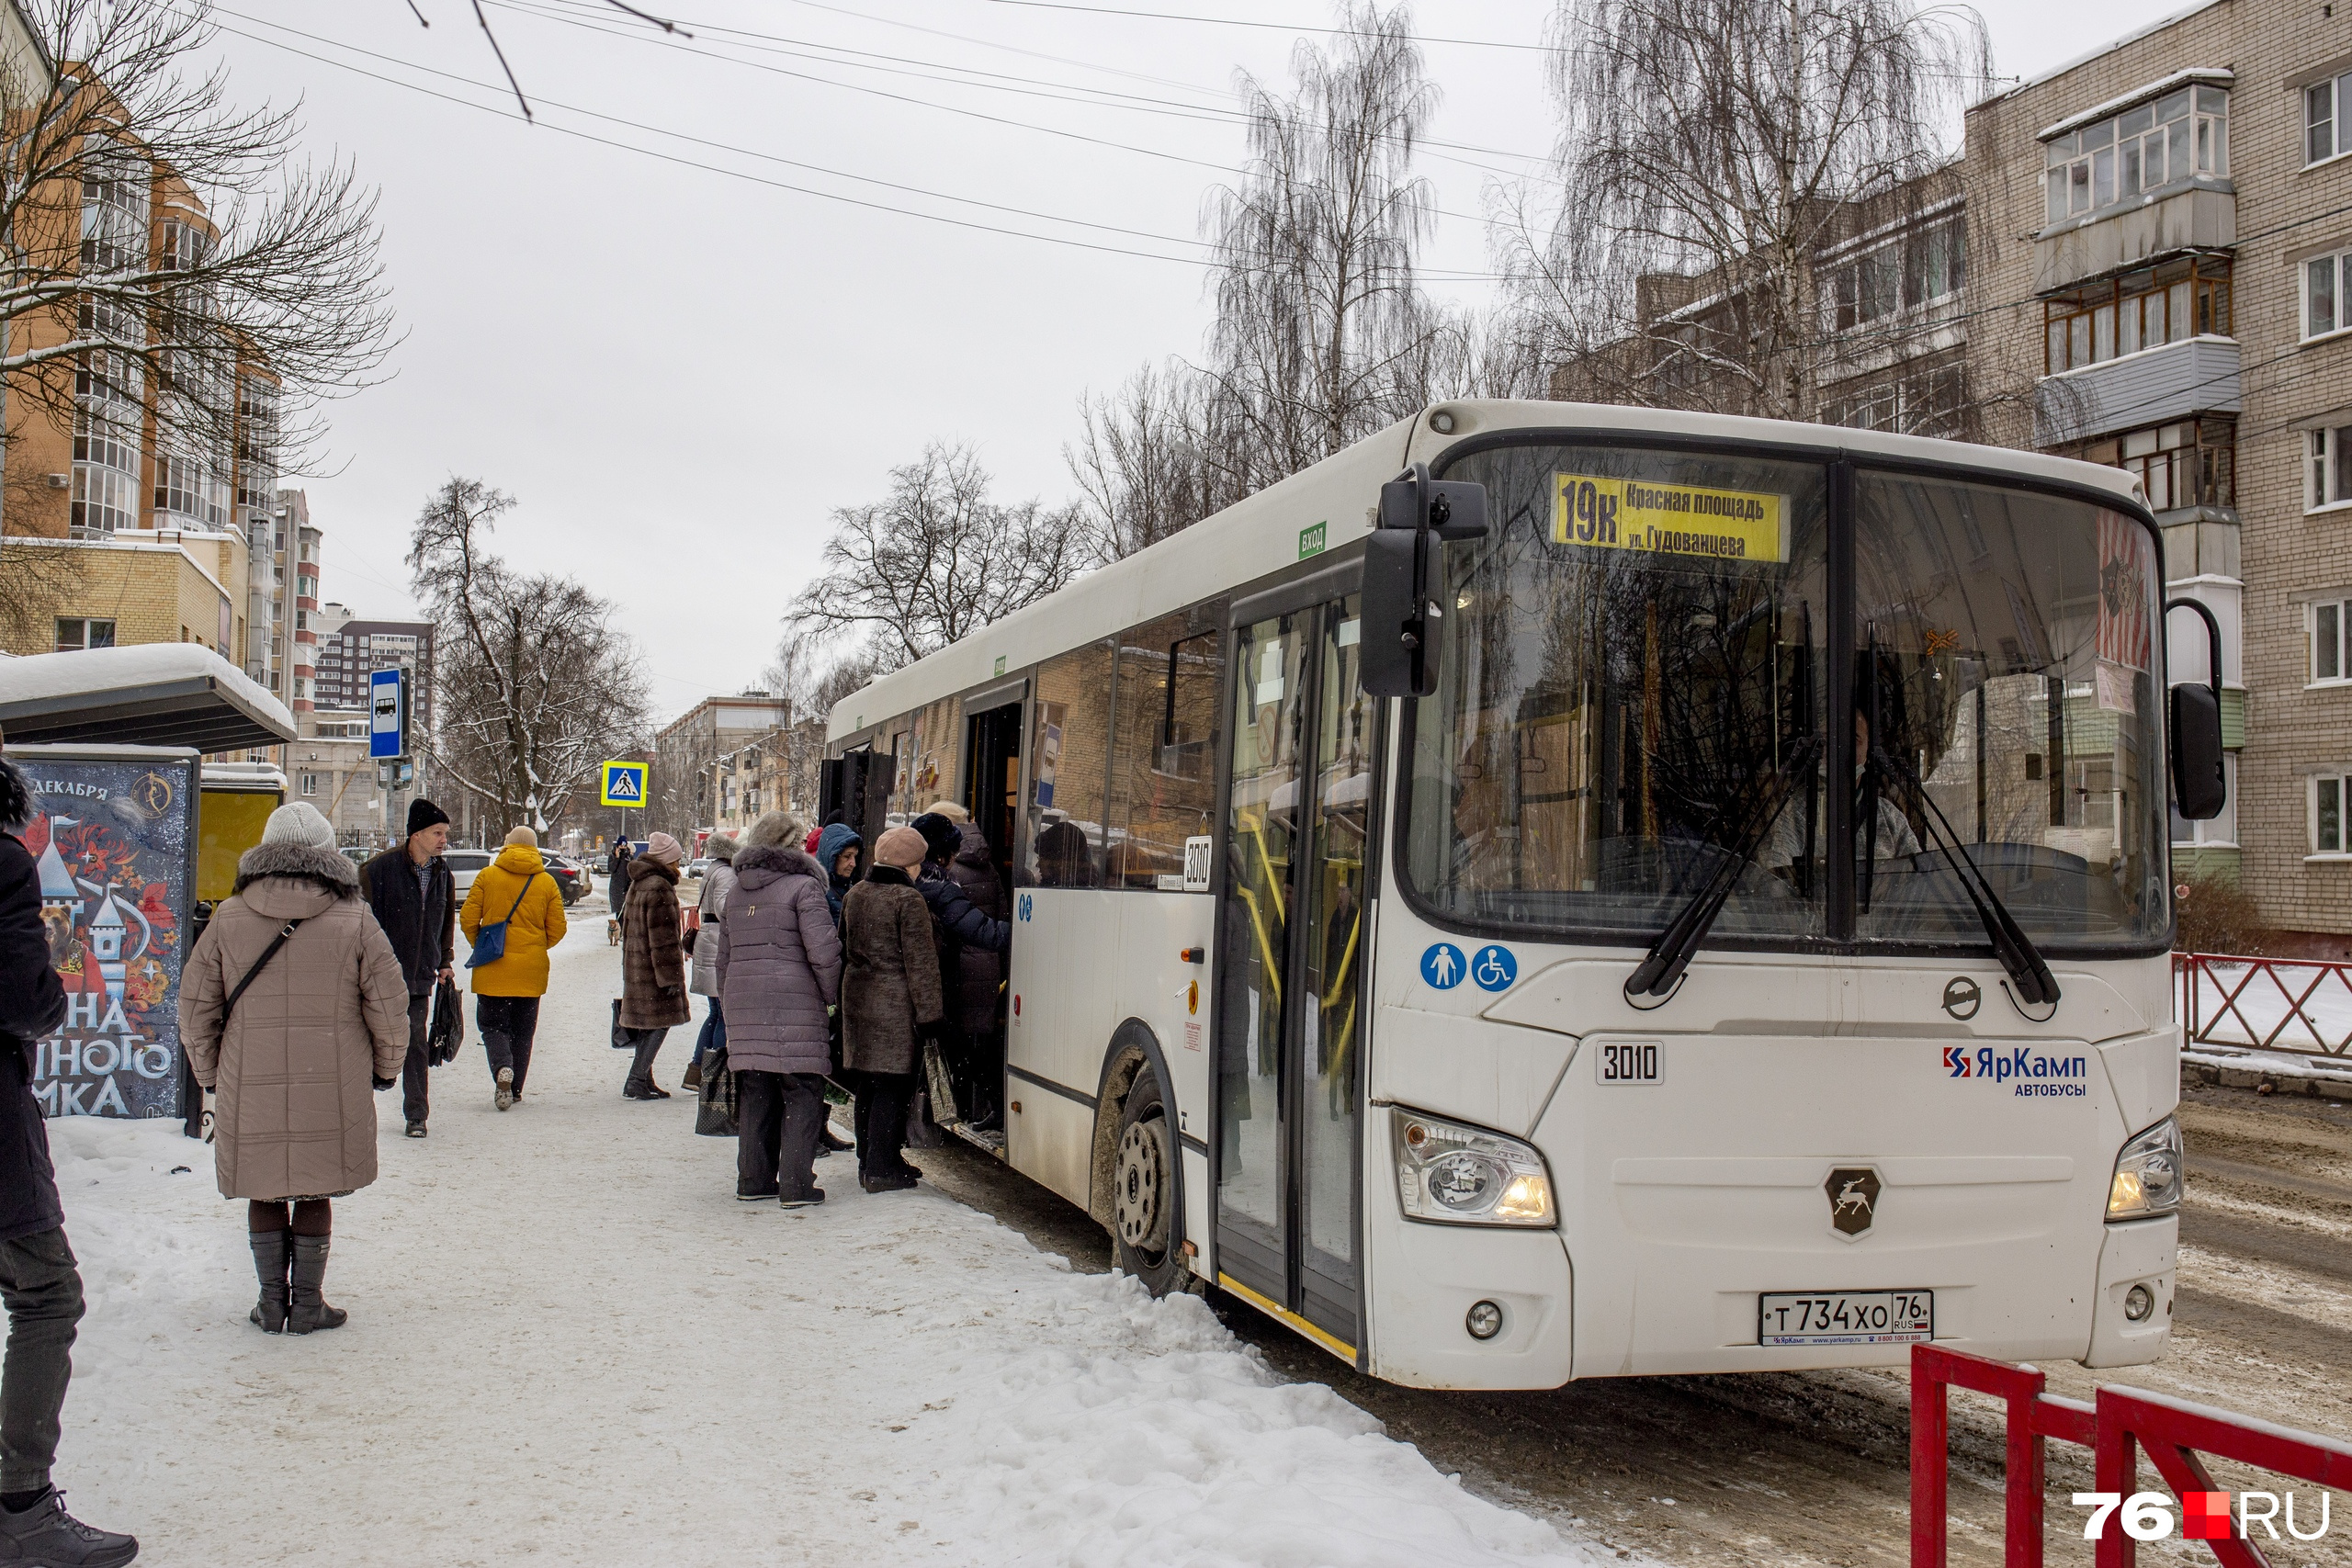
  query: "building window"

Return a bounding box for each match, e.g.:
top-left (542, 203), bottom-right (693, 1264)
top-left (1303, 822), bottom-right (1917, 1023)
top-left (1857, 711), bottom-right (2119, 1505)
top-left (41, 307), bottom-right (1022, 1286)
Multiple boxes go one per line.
top-left (2044, 255), bottom-right (2228, 374)
top-left (71, 350), bottom-right (142, 536)
top-left (2044, 85), bottom-right (2228, 226)
top-left (300, 772), bottom-right (318, 796)
top-left (2315, 773), bottom-right (2351, 854)
top-left (2072, 418), bottom-right (2234, 512)
top-left (2306, 250), bottom-right (2351, 340)
top-left (54, 618), bottom-right (115, 651)
top-left (2309, 426), bottom-right (2352, 510)
top-left (1821, 214), bottom-right (1964, 333)
top-left (2307, 71), bottom-right (2352, 164)
top-left (1822, 362), bottom-right (1967, 438)
top-left (2314, 599), bottom-right (2352, 684)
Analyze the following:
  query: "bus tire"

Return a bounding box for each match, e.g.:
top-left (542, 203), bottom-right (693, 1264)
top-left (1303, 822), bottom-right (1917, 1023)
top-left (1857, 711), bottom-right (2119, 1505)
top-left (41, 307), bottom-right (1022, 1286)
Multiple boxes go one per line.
top-left (1112, 1067), bottom-right (1184, 1296)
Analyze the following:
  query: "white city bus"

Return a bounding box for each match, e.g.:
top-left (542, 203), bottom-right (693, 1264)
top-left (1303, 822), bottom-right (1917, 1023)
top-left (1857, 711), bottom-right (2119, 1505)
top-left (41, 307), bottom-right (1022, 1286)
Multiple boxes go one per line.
top-left (821, 400), bottom-right (2220, 1389)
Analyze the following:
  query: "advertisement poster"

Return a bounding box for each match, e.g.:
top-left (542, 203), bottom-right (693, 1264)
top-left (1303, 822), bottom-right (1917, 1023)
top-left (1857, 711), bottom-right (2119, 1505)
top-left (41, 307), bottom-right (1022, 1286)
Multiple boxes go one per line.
top-left (14, 750), bottom-right (197, 1120)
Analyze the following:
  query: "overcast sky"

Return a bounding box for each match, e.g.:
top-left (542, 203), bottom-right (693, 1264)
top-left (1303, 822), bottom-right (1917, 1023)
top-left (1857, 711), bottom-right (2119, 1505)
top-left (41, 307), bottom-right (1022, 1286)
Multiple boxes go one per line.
top-left (202, 0), bottom-right (2192, 725)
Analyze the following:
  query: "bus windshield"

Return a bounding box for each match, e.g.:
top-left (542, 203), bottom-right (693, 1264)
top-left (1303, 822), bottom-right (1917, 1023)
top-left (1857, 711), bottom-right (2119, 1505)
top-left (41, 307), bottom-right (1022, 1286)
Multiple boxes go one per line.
top-left (1403, 442), bottom-right (2169, 953)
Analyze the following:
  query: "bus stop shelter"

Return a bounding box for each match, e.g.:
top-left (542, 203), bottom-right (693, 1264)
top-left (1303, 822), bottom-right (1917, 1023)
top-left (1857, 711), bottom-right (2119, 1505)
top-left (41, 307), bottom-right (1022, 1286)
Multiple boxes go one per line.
top-left (0, 644), bottom-right (296, 752)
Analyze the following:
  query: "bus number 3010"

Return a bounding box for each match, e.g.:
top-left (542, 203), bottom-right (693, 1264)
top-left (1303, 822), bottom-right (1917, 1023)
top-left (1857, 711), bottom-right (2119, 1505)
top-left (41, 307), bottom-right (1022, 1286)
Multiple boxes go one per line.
top-left (1598, 1043), bottom-right (1661, 1085)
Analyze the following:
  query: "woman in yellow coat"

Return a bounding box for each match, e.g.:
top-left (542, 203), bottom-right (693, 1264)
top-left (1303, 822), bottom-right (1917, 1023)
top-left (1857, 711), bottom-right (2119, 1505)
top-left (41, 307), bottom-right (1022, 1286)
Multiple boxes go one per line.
top-left (458, 826), bottom-right (568, 1110)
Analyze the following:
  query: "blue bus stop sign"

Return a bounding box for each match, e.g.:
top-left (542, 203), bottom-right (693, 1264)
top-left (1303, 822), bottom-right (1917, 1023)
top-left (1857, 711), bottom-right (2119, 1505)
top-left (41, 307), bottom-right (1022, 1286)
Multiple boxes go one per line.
top-left (368, 669), bottom-right (404, 760)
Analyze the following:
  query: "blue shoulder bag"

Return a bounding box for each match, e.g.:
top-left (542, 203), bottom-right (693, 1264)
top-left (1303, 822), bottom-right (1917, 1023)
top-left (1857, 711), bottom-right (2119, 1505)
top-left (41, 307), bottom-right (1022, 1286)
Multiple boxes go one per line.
top-left (466, 873), bottom-right (539, 968)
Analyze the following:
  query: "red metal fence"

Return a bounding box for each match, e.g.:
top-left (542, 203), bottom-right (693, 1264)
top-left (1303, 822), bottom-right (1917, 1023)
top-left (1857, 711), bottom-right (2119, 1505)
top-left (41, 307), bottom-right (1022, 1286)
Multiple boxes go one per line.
top-left (2174, 952), bottom-right (2352, 1058)
top-left (1912, 1344), bottom-right (2352, 1567)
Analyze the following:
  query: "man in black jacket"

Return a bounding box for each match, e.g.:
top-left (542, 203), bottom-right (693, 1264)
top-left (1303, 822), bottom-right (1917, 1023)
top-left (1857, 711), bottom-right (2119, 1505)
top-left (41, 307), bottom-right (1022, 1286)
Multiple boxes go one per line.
top-left (360, 799), bottom-right (456, 1138)
top-left (0, 750), bottom-right (137, 1564)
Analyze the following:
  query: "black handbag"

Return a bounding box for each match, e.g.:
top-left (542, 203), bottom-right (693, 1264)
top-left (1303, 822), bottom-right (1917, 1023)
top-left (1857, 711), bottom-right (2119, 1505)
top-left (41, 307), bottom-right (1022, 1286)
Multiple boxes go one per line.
top-left (427, 976), bottom-right (466, 1066)
top-left (610, 998), bottom-right (631, 1049)
top-left (694, 1047), bottom-right (738, 1136)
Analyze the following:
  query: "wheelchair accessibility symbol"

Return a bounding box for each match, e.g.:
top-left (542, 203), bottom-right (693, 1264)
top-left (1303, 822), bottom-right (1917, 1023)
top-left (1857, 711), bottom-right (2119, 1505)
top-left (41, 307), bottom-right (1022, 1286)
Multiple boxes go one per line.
top-left (1471, 945), bottom-right (1517, 991)
top-left (1419, 943), bottom-right (1466, 989)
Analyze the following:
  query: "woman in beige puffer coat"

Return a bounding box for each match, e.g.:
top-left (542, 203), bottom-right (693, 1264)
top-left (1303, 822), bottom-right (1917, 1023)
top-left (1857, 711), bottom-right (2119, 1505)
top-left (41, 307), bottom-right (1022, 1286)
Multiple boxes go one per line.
top-left (180, 802), bottom-right (409, 1335)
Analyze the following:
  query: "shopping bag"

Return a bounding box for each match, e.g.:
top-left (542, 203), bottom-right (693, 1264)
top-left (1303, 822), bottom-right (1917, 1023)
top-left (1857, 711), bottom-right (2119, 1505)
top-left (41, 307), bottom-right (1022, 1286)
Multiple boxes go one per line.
top-left (922, 1039), bottom-right (961, 1128)
top-left (695, 1047), bottom-right (738, 1137)
top-left (427, 976), bottom-right (466, 1066)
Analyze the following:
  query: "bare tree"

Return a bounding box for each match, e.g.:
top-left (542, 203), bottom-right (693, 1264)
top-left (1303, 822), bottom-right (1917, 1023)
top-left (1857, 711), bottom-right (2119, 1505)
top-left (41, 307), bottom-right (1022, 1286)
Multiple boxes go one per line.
top-left (0, 2), bottom-right (392, 491)
top-left (408, 479), bottom-right (650, 835)
top-left (1197, 2), bottom-right (1449, 497)
top-left (1064, 361), bottom-right (1235, 565)
top-left (1505, 0), bottom-right (1987, 421)
top-left (787, 442), bottom-right (1085, 669)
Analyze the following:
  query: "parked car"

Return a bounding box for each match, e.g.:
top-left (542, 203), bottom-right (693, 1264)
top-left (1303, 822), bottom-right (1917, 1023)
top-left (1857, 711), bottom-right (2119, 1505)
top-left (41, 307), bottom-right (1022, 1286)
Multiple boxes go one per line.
top-left (684, 857), bottom-right (710, 881)
top-left (541, 852), bottom-right (585, 906)
top-left (442, 847), bottom-right (494, 897)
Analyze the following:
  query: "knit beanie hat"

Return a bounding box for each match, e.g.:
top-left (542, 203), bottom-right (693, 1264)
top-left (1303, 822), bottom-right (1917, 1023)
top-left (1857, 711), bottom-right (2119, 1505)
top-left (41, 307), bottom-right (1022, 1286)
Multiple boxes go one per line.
top-left (873, 826), bottom-right (928, 869)
top-left (406, 798), bottom-right (450, 835)
top-left (643, 831), bottom-right (683, 866)
top-left (503, 826), bottom-right (537, 847)
top-left (925, 801), bottom-right (970, 822)
top-left (261, 801), bottom-right (337, 850)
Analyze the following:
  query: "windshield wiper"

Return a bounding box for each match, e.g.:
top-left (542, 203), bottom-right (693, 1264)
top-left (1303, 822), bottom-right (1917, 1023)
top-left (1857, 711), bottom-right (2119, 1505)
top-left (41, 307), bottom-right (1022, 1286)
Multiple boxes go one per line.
top-left (1625, 734), bottom-right (1823, 1003)
top-left (1865, 743), bottom-right (2061, 1009)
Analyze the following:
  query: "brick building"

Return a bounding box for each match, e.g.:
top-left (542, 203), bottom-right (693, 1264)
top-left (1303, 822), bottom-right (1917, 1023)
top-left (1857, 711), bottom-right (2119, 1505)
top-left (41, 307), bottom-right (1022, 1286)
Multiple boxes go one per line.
top-left (1963, 0), bottom-right (2352, 945)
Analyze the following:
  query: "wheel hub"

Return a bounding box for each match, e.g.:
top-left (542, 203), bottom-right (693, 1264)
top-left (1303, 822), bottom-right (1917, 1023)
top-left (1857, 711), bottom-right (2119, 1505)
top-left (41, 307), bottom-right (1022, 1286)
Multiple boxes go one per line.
top-left (1114, 1116), bottom-right (1169, 1255)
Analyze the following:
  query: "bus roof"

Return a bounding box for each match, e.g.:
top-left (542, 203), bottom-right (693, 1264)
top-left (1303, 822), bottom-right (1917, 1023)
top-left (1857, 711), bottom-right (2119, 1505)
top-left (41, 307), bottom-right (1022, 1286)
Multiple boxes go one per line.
top-left (826, 400), bottom-right (2147, 744)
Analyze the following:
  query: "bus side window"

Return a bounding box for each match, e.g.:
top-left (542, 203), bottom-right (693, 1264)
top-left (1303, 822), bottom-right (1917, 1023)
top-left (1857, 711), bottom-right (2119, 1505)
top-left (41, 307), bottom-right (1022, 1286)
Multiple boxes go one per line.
top-left (1022, 638), bottom-right (1114, 886)
top-left (1106, 606), bottom-right (1226, 889)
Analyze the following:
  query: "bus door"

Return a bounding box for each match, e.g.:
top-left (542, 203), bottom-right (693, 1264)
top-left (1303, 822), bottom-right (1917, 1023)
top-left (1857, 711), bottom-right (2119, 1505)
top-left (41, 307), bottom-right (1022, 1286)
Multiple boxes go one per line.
top-left (1214, 586), bottom-right (1373, 1359)
top-left (960, 682), bottom-right (1025, 897)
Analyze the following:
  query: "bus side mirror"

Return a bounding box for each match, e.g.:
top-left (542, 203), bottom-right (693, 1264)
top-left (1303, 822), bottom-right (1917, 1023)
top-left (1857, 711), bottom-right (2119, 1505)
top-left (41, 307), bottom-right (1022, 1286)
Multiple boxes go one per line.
top-left (1363, 464), bottom-right (1488, 700)
top-left (2165, 597), bottom-right (2227, 821)
top-left (2169, 683), bottom-right (2225, 819)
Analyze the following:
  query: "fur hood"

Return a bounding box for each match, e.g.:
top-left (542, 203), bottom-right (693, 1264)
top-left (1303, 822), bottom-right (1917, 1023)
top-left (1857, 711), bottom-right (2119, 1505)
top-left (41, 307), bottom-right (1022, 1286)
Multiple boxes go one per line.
top-left (0, 753), bottom-right (35, 833)
top-left (731, 845), bottom-right (824, 885)
top-left (232, 840), bottom-right (360, 899)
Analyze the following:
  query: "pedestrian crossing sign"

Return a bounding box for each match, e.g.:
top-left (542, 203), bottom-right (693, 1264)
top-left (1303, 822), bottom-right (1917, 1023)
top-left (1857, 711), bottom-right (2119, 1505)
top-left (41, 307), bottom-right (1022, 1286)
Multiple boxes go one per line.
top-left (599, 761), bottom-right (647, 807)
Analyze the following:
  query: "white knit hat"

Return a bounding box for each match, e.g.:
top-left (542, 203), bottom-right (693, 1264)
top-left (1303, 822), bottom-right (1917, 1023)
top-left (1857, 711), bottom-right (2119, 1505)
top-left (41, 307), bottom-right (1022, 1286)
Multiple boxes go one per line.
top-left (260, 801), bottom-right (337, 850)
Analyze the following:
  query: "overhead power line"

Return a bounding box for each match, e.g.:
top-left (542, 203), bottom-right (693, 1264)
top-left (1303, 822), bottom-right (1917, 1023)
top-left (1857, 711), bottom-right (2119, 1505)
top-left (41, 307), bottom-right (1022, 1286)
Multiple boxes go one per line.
top-left (209, 11), bottom-right (1520, 277)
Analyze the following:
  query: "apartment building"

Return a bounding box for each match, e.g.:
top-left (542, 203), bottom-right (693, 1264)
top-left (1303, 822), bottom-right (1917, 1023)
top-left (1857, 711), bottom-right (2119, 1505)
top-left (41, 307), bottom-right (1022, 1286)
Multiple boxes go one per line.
top-left (312, 612), bottom-right (436, 730)
top-left (651, 693), bottom-right (790, 842)
top-left (1964, 0), bottom-right (2352, 946)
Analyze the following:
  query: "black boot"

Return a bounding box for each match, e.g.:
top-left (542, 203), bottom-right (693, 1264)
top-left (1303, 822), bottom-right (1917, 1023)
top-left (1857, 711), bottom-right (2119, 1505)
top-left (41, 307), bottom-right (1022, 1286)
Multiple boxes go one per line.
top-left (248, 1228), bottom-right (289, 1333)
top-left (288, 1235), bottom-right (348, 1333)
top-left (0, 1489), bottom-right (137, 1566)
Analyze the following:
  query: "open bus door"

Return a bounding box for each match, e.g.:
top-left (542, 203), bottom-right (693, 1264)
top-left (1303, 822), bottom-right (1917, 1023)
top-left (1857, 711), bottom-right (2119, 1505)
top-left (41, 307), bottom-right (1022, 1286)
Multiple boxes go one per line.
top-left (1214, 573), bottom-right (1374, 1362)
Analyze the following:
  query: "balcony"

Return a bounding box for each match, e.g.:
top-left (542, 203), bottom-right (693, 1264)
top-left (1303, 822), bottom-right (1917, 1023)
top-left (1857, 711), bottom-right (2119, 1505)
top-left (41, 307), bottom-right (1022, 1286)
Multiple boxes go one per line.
top-left (2035, 184), bottom-right (2233, 294)
top-left (2034, 334), bottom-right (2239, 446)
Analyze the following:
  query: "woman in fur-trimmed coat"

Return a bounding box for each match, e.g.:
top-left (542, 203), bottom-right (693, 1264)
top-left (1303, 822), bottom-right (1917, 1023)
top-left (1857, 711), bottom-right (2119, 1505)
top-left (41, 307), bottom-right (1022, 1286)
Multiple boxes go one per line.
top-left (714, 811), bottom-right (841, 1204)
top-left (180, 802), bottom-right (409, 1335)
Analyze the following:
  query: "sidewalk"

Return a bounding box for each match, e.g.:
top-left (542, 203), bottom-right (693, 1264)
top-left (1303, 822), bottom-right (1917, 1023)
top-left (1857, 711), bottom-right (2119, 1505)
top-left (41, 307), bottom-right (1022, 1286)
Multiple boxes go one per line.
top-left (48, 924), bottom-right (1601, 1566)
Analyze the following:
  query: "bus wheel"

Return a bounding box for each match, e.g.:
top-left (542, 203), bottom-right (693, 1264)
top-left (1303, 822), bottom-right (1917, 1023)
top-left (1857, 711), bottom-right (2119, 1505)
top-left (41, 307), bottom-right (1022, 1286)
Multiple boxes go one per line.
top-left (1113, 1069), bottom-right (1182, 1295)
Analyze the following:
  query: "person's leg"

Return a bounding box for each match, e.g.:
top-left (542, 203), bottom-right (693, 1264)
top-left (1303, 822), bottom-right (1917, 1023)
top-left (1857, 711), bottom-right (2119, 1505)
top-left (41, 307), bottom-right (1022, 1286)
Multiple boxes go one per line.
top-left (624, 1029), bottom-right (667, 1095)
top-left (287, 1200), bottom-right (345, 1334)
top-left (847, 1070), bottom-right (876, 1181)
top-left (0, 1228), bottom-right (83, 1498)
top-left (865, 1072), bottom-right (917, 1182)
top-left (777, 1074), bottom-right (825, 1201)
top-left (509, 998), bottom-right (540, 1096)
top-left (480, 996), bottom-right (514, 1108)
top-left (401, 992), bottom-right (431, 1130)
top-left (733, 1071), bottom-right (784, 1198)
top-left (246, 1201), bottom-right (290, 1332)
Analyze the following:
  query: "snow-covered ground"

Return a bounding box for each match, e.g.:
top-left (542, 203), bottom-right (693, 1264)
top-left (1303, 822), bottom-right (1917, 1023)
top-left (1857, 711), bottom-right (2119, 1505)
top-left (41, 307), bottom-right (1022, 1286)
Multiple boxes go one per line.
top-left (46, 906), bottom-right (1605, 1566)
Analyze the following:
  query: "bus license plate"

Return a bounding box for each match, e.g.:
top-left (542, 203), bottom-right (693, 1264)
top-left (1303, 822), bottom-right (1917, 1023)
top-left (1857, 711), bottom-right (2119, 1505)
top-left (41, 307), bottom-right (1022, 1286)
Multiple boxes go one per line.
top-left (1758, 1290), bottom-right (1933, 1346)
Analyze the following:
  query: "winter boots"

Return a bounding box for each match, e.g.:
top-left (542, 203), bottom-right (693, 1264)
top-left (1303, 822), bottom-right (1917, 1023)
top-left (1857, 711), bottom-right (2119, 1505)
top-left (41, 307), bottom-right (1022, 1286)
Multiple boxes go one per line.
top-left (681, 1058), bottom-right (703, 1092)
top-left (0, 1489), bottom-right (138, 1566)
top-left (248, 1229), bottom-right (290, 1333)
top-left (496, 1066), bottom-right (514, 1111)
top-left (287, 1235), bottom-right (347, 1334)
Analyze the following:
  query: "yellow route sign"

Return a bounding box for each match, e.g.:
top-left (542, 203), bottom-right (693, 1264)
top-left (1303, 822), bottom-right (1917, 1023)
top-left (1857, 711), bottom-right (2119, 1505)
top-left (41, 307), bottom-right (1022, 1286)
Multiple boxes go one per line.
top-left (598, 760), bottom-right (648, 807)
top-left (1553, 472), bottom-right (1787, 563)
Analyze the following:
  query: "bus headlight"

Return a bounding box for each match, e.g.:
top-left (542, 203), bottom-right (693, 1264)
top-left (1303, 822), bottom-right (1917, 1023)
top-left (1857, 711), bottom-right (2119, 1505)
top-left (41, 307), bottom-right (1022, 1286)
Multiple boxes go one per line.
top-left (2106, 1116), bottom-right (2184, 1220)
top-left (1393, 1108), bottom-right (1555, 1227)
